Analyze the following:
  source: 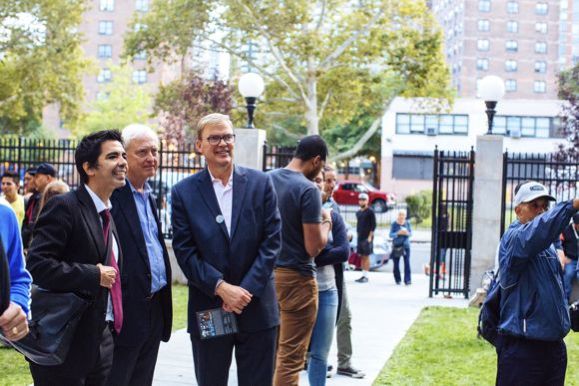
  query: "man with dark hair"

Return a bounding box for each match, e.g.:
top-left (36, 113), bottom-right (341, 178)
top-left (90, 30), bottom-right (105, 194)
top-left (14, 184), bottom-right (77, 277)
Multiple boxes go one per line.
top-left (21, 163), bottom-right (56, 248)
top-left (1, 171), bottom-right (24, 226)
top-left (27, 130), bottom-right (127, 385)
top-left (172, 114), bottom-right (282, 386)
top-left (355, 193), bottom-right (376, 283)
top-left (269, 135), bottom-right (332, 386)
top-left (496, 181), bottom-right (579, 386)
top-left (108, 124), bottom-right (172, 386)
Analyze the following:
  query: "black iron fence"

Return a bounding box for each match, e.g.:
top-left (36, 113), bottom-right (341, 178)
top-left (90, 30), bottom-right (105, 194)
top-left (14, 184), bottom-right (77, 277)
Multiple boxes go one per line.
top-left (501, 152), bottom-right (579, 235)
top-left (0, 138), bottom-right (204, 238)
top-left (429, 148), bottom-right (475, 299)
top-left (262, 144), bottom-right (295, 171)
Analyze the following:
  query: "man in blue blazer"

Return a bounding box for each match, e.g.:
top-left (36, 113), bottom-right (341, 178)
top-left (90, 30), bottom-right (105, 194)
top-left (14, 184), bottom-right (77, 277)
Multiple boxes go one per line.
top-left (171, 113), bottom-right (282, 386)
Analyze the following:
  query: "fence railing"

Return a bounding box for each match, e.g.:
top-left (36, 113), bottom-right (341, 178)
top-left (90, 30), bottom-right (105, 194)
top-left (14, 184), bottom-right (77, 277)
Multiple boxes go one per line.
top-left (501, 152), bottom-right (579, 235)
top-left (263, 144), bottom-right (294, 172)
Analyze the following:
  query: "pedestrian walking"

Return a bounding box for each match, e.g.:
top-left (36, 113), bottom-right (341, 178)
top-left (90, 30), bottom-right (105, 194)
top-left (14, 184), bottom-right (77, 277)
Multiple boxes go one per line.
top-left (390, 210), bottom-right (412, 285)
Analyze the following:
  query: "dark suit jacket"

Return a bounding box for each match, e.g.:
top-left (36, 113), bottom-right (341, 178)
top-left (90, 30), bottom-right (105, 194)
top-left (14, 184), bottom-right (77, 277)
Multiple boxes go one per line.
top-left (26, 185), bottom-right (123, 377)
top-left (171, 166), bottom-right (282, 337)
top-left (110, 182), bottom-right (173, 346)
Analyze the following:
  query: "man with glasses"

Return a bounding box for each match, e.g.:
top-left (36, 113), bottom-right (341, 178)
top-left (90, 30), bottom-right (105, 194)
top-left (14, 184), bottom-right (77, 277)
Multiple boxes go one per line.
top-left (171, 113), bottom-right (282, 386)
top-left (495, 180), bottom-right (579, 386)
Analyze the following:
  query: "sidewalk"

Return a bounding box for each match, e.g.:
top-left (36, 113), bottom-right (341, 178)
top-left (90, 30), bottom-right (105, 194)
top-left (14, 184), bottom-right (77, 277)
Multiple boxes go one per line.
top-left (153, 271), bottom-right (467, 385)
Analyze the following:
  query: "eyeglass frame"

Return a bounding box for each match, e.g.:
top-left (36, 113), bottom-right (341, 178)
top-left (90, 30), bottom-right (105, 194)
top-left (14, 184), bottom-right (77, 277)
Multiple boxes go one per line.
top-left (204, 134), bottom-right (236, 146)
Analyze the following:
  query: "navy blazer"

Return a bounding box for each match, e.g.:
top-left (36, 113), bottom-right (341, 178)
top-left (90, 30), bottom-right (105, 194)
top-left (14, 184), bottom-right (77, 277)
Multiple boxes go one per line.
top-left (110, 182), bottom-right (173, 346)
top-left (171, 166), bottom-right (282, 337)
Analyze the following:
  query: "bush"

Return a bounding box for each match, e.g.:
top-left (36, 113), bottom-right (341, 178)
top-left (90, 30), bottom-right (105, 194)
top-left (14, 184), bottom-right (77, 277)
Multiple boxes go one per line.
top-left (404, 190), bottom-right (432, 225)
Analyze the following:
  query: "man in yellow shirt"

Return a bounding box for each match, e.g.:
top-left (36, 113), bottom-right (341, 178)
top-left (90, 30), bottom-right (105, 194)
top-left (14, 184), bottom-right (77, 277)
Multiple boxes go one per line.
top-left (1, 171), bottom-right (25, 226)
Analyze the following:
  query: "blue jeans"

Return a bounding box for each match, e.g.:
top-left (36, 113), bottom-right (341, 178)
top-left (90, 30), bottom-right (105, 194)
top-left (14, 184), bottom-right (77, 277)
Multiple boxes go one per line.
top-left (563, 259), bottom-right (578, 302)
top-left (392, 246), bottom-right (411, 284)
top-left (308, 288), bottom-right (338, 386)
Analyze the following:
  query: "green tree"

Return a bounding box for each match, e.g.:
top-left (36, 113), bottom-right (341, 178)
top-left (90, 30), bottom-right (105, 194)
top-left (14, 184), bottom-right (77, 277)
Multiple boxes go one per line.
top-left (0, 0), bottom-right (89, 135)
top-left (556, 63), bottom-right (579, 159)
top-left (124, 0), bottom-right (453, 159)
top-left (78, 64), bottom-right (152, 137)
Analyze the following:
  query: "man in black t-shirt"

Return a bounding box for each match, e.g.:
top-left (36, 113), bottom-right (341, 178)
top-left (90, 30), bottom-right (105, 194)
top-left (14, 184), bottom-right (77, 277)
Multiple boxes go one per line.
top-left (355, 193), bottom-right (376, 283)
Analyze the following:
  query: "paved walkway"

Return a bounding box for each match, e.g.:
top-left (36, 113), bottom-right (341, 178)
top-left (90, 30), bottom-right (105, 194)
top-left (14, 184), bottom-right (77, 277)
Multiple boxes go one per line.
top-left (153, 271), bottom-right (467, 385)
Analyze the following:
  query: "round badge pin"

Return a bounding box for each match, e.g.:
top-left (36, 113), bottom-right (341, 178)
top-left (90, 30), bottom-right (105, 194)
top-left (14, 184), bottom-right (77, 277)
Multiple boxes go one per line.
top-left (216, 215), bottom-right (224, 224)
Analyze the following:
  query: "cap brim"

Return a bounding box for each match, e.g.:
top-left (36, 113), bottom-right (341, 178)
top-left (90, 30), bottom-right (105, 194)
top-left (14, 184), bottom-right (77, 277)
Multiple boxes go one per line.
top-left (521, 192), bottom-right (556, 204)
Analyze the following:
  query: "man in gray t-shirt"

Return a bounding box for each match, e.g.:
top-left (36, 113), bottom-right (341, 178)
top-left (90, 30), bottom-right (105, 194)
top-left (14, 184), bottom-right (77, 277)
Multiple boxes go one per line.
top-left (269, 135), bottom-right (332, 386)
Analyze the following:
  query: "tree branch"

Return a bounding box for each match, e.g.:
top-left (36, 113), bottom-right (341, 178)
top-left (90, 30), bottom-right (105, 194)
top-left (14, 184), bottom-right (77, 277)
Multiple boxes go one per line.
top-left (315, 0), bottom-right (327, 32)
top-left (318, 90), bottom-right (332, 121)
top-left (273, 123), bottom-right (302, 140)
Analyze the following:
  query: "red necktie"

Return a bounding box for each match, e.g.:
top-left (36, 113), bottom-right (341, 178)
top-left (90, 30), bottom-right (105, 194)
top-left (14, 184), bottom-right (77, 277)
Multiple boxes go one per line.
top-left (100, 209), bottom-right (123, 334)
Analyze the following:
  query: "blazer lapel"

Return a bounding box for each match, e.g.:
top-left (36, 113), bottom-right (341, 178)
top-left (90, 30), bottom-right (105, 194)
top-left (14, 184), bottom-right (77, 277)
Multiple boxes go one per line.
top-left (196, 168), bottom-right (230, 240)
top-left (230, 167), bottom-right (248, 240)
top-left (76, 185), bottom-right (107, 261)
top-left (117, 183), bottom-right (151, 271)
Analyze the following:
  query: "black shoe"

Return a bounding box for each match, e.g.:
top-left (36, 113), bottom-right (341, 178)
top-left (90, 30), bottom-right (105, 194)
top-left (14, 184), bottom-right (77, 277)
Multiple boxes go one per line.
top-left (395, 281), bottom-right (401, 285)
top-left (337, 366), bottom-right (365, 378)
top-left (355, 276), bottom-right (368, 283)
top-left (405, 281), bottom-right (412, 286)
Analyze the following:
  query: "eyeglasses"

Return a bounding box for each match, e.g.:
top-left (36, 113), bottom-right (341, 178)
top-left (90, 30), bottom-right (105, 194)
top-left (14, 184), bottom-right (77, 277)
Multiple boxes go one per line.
top-left (205, 134), bottom-right (236, 145)
top-left (525, 200), bottom-right (550, 211)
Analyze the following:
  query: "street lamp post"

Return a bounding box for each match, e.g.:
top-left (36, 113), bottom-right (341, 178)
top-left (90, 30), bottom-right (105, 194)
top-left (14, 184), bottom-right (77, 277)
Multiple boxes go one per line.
top-left (238, 73), bottom-right (265, 128)
top-left (479, 75), bottom-right (506, 135)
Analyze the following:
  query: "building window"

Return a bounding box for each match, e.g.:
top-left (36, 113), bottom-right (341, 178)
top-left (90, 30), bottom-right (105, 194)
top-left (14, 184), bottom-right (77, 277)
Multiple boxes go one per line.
top-left (134, 50), bottom-right (147, 60)
top-left (535, 42), bottom-right (547, 54)
top-left (505, 79), bottom-right (517, 92)
top-left (99, 0), bottom-right (114, 11)
top-left (132, 69), bottom-right (147, 84)
top-left (476, 58), bottom-right (489, 71)
top-left (505, 40), bottom-right (518, 52)
top-left (133, 23), bottom-right (147, 32)
top-left (494, 116), bottom-right (552, 137)
top-left (479, 0), bottom-right (491, 12)
top-left (533, 81), bottom-right (546, 93)
top-left (98, 44), bottom-right (112, 58)
top-left (98, 21), bottom-right (113, 35)
top-left (395, 113), bottom-right (469, 135)
top-left (534, 61), bottom-right (547, 73)
top-left (507, 21), bottom-right (518, 33)
top-left (535, 2), bottom-right (548, 15)
top-left (97, 68), bottom-right (112, 83)
top-left (535, 22), bottom-right (547, 34)
top-left (477, 39), bottom-right (490, 51)
top-left (135, 0), bottom-right (149, 12)
top-left (478, 20), bottom-right (490, 32)
top-left (505, 59), bottom-right (517, 72)
top-left (507, 1), bottom-right (518, 13)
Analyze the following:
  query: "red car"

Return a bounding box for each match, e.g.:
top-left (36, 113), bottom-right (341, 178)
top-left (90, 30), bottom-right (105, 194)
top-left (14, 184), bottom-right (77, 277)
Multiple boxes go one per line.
top-left (333, 181), bottom-right (391, 212)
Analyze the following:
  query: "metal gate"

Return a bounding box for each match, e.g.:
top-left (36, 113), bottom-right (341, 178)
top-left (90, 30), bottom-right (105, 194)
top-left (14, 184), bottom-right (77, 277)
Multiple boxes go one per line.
top-left (429, 148), bottom-right (475, 298)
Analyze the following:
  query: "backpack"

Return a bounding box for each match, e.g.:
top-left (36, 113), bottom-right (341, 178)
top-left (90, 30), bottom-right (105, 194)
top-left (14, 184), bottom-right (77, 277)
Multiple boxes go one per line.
top-left (477, 270), bottom-right (501, 346)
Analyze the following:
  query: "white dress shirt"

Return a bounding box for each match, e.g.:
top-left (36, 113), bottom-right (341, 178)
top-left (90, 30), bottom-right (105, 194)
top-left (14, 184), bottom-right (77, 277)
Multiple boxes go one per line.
top-left (84, 184), bottom-right (119, 322)
top-left (208, 168), bottom-right (233, 236)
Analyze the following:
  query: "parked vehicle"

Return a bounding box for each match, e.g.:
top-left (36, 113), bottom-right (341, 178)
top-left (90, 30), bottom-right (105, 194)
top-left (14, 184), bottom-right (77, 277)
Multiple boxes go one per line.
top-left (333, 181), bottom-right (392, 212)
top-left (347, 228), bottom-right (391, 271)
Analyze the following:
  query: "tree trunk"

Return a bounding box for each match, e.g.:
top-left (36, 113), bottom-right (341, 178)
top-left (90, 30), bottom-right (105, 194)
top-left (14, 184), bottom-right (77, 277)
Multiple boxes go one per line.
top-left (305, 58), bottom-right (319, 135)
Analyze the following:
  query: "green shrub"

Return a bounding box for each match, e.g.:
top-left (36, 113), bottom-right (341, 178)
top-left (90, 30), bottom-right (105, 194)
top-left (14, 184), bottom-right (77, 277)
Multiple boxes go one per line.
top-left (404, 190), bottom-right (432, 225)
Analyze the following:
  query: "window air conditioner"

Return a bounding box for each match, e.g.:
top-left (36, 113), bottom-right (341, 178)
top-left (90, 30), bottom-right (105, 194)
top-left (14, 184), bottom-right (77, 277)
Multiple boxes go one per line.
top-left (509, 128), bottom-right (521, 138)
top-left (426, 127), bottom-right (438, 136)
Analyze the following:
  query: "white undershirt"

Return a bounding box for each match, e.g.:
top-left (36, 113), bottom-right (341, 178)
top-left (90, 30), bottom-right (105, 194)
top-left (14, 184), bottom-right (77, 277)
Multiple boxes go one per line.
top-left (208, 168), bottom-right (233, 236)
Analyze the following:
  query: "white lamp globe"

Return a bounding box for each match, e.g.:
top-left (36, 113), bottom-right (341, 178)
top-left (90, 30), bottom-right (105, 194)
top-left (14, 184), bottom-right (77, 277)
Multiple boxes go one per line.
top-left (479, 75), bottom-right (505, 101)
top-left (238, 73), bottom-right (265, 98)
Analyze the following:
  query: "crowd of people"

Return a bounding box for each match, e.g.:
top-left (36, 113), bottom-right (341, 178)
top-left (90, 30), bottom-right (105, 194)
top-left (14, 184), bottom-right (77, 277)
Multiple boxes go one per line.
top-left (0, 114), bottom-right (375, 386)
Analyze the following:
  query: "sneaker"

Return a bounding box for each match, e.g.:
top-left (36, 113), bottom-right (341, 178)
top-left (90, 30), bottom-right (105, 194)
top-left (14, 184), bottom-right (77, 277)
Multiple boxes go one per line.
top-left (355, 276), bottom-right (368, 283)
top-left (337, 366), bottom-right (365, 378)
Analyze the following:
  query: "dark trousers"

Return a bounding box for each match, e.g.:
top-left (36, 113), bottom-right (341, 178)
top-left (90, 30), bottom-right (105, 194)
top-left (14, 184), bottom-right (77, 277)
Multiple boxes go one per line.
top-left (190, 326), bottom-right (277, 386)
top-left (392, 246), bottom-right (411, 284)
top-left (30, 324), bottom-right (114, 386)
top-left (107, 294), bottom-right (164, 386)
top-left (496, 335), bottom-right (567, 386)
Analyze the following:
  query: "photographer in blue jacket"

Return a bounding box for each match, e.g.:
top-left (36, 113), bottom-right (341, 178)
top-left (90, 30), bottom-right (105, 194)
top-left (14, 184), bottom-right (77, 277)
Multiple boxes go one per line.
top-left (496, 181), bottom-right (579, 386)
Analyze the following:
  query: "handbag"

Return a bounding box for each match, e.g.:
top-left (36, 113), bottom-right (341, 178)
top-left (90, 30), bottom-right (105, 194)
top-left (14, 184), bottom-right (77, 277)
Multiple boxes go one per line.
top-left (570, 300), bottom-right (579, 332)
top-left (0, 286), bottom-right (90, 366)
top-left (392, 245), bottom-right (405, 258)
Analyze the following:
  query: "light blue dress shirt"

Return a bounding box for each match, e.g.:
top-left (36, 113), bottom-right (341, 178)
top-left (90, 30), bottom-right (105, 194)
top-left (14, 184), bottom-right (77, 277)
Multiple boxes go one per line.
top-left (129, 180), bottom-right (167, 293)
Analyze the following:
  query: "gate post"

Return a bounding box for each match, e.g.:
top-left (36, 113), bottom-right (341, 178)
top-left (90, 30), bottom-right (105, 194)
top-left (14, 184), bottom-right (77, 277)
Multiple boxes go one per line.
top-left (470, 135), bottom-right (504, 294)
top-left (234, 128), bottom-right (267, 170)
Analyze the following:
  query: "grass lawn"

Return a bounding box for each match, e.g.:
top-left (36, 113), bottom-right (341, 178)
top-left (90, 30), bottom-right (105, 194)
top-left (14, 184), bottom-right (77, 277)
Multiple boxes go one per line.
top-left (1, 284), bottom-right (189, 386)
top-left (374, 306), bottom-right (579, 386)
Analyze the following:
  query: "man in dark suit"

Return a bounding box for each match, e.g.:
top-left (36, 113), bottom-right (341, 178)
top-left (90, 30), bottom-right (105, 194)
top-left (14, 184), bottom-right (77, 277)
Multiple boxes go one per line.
top-left (108, 124), bottom-right (172, 386)
top-left (26, 130), bottom-right (127, 386)
top-left (171, 113), bottom-right (282, 386)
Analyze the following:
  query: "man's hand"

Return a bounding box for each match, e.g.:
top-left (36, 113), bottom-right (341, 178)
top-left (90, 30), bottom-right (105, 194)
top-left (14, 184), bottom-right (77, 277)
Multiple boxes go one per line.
top-left (398, 229), bottom-right (409, 236)
top-left (0, 302), bottom-right (29, 341)
top-left (216, 282), bottom-right (252, 315)
top-left (97, 263), bottom-right (117, 289)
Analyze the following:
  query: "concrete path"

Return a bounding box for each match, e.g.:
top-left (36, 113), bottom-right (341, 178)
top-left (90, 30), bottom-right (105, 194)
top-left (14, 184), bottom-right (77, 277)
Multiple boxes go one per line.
top-left (153, 271), bottom-right (468, 386)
